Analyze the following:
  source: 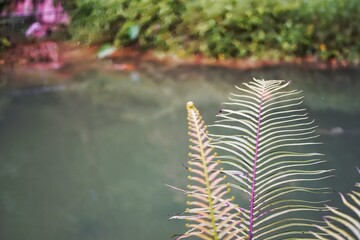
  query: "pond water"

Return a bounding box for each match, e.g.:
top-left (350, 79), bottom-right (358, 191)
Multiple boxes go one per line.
top-left (0, 61), bottom-right (359, 240)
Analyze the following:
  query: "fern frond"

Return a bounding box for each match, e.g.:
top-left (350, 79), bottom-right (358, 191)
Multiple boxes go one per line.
top-left (172, 101), bottom-right (243, 240)
top-left (312, 180), bottom-right (360, 240)
top-left (211, 78), bottom-right (332, 239)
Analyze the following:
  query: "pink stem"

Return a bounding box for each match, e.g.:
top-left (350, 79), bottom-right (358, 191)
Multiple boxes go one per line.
top-left (248, 88), bottom-right (264, 239)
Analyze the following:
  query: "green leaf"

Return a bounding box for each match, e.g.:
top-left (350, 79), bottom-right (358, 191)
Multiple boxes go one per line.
top-left (97, 44), bottom-right (116, 59)
top-left (128, 25), bottom-right (140, 41)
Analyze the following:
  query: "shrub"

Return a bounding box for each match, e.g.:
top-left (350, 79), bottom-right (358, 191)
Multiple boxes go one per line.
top-left (68, 0), bottom-right (360, 61)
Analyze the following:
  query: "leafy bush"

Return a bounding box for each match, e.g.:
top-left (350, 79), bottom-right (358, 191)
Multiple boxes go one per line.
top-left (68, 0), bottom-right (359, 61)
top-left (68, 0), bottom-right (183, 49)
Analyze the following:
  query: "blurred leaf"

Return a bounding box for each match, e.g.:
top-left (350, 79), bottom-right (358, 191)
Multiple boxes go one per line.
top-left (97, 44), bottom-right (116, 59)
top-left (128, 25), bottom-right (140, 41)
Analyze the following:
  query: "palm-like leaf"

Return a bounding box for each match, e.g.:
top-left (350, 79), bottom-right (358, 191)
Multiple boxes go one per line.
top-left (211, 78), bottom-right (333, 239)
top-left (171, 101), bottom-right (243, 240)
top-left (312, 179), bottom-right (360, 240)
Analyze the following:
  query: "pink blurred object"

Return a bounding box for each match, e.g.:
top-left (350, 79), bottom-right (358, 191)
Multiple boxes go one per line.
top-left (39, 0), bottom-right (70, 25)
top-left (25, 22), bottom-right (48, 38)
top-left (112, 63), bottom-right (136, 71)
top-left (14, 1), bottom-right (24, 16)
top-left (41, 0), bottom-right (56, 24)
top-left (13, 0), bottom-right (33, 16)
top-left (3, 0), bottom-right (70, 39)
top-left (56, 4), bottom-right (70, 25)
top-left (23, 0), bottom-right (70, 39)
top-left (23, 0), bottom-right (33, 16)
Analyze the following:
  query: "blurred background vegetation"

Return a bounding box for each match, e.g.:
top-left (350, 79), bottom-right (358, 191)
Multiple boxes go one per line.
top-left (1, 0), bottom-right (359, 62)
top-left (65, 0), bottom-right (359, 61)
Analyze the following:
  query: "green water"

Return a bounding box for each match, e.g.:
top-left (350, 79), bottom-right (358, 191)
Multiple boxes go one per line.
top-left (0, 63), bottom-right (359, 239)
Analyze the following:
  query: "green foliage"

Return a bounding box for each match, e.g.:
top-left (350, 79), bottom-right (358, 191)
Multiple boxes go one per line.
top-left (0, 37), bottom-right (11, 50)
top-left (68, 0), bottom-right (359, 61)
top-left (69, 0), bottom-right (183, 49)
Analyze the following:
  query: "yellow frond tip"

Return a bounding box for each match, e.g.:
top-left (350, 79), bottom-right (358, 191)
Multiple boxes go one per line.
top-left (187, 176), bottom-right (192, 180)
top-left (186, 101), bottom-right (194, 109)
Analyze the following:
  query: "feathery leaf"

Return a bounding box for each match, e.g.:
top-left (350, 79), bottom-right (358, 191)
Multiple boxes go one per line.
top-left (312, 177), bottom-right (360, 240)
top-left (171, 102), bottom-right (243, 240)
top-left (211, 79), bottom-right (332, 239)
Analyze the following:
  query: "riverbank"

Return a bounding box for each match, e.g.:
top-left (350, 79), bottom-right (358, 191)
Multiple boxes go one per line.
top-left (1, 41), bottom-right (359, 75)
top-left (1, 41), bottom-right (360, 115)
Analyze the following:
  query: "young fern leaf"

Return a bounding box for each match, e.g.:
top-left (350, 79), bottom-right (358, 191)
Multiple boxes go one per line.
top-left (312, 179), bottom-right (360, 239)
top-left (211, 79), bottom-right (333, 239)
top-left (172, 101), bottom-right (243, 240)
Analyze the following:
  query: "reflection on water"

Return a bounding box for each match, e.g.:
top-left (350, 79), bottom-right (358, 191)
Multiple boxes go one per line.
top-left (0, 63), bottom-right (359, 240)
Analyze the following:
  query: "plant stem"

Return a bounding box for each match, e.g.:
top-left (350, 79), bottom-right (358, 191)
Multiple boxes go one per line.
top-left (249, 83), bottom-right (265, 240)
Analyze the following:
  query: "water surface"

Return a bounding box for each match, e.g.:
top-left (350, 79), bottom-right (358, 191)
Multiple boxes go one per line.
top-left (0, 62), bottom-right (359, 239)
